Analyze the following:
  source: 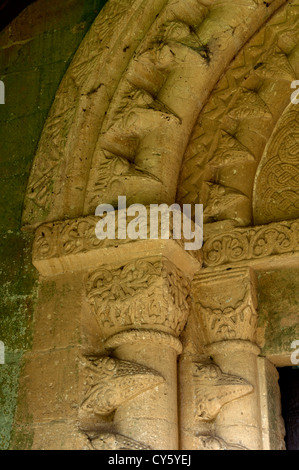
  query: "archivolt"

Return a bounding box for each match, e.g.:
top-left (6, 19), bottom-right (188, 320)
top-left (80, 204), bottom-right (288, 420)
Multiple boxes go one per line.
top-left (178, 0), bottom-right (299, 235)
top-left (22, 0), bottom-right (290, 231)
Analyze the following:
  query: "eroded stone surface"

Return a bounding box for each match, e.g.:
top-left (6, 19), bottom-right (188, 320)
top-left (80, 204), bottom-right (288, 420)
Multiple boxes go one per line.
top-left (3, 0), bottom-right (299, 451)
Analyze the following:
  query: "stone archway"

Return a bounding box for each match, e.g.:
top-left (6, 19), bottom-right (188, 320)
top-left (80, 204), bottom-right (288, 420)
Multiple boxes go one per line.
top-left (15, 0), bottom-right (299, 450)
top-left (22, 0), bottom-right (289, 229)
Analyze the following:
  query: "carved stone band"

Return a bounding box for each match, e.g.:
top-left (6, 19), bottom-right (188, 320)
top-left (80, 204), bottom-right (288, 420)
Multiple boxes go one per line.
top-left (31, 213), bottom-right (202, 276)
top-left (105, 329), bottom-right (183, 355)
top-left (203, 218), bottom-right (299, 270)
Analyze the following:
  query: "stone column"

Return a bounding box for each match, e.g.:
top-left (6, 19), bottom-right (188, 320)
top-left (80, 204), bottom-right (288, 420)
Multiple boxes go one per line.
top-left (192, 267), bottom-right (264, 450)
top-left (83, 256), bottom-right (192, 450)
top-left (27, 212), bottom-right (201, 450)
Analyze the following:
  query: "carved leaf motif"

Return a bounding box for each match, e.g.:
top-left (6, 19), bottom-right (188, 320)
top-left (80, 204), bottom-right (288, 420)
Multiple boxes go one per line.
top-left (87, 260), bottom-right (160, 304)
top-left (228, 89), bottom-right (272, 120)
top-left (209, 131), bottom-right (255, 168)
top-left (193, 363), bottom-right (253, 421)
top-left (80, 356), bottom-right (164, 417)
top-left (198, 289), bottom-right (258, 343)
top-left (86, 259), bottom-right (190, 337)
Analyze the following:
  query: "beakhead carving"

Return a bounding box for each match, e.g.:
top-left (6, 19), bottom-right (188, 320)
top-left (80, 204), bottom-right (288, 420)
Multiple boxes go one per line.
top-left (80, 356), bottom-right (164, 418)
top-left (193, 363), bottom-right (254, 421)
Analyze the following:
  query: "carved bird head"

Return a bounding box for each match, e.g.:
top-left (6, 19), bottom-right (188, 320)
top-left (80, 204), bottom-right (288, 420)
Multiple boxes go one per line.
top-left (193, 363), bottom-right (253, 421)
top-left (80, 356), bottom-right (165, 418)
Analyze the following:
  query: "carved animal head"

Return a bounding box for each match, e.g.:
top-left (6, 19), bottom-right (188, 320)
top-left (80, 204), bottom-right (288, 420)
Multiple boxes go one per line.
top-left (80, 356), bottom-right (165, 418)
top-left (193, 363), bottom-right (253, 421)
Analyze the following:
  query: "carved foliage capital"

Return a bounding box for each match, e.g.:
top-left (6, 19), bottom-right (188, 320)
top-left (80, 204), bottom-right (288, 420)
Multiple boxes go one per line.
top-left (86, 258), bottom-right (191, 339)
top-left (193, 268), bottom-right (258, 344)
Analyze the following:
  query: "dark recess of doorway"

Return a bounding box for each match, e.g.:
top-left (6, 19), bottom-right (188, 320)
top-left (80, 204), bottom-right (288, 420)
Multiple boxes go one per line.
top-left (278, 367), bottom-right (299, 450)
top-left (0, 0), bottom-right (37, 31)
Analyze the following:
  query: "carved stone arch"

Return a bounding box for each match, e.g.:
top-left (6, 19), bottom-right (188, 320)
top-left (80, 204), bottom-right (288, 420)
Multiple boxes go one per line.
top-left (22, 0), bottom-right (288, 231)
top-left (178, 0), bottom-right (299, 233)
top-left (253, 102), bottom-right (299, 224)
top-left (16, 0), bottom-right (299, 451)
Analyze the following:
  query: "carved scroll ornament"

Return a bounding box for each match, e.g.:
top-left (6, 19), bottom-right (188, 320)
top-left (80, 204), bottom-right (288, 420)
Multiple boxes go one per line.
top-left (203, 219), bottom-right (299, 268)
top-left (254, 105), bottom-right (299, 224)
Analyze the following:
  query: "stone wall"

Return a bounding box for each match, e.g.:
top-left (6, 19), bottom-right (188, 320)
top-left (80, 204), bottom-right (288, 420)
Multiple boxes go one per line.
top-left (258, 267), bottom-right (299, 366)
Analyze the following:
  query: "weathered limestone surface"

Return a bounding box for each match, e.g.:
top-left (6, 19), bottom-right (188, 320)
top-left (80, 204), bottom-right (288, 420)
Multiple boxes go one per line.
top-left (257, 268), bottom-right (299, 367)
top-left (190, 268), bottom-right (263, 450)
top-left (0, 0), bottom-right (109, 450)
top-left (22, 0), bottom-right (288, 229)
top-left (2, 0), bottom-right (299, 451)
top-left (19, 232), bottom-right (200, 449)
top-left (178, 0), bottom-right (299, 233)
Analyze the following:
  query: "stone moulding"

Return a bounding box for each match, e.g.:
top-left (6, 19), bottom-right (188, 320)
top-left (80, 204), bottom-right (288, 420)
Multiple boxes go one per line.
top-left (31, 212), bottom-right (202, 276)
top-left (203, 218), bottom-right (299, 270)
top-left (21, 0), bottom-right (287, 230)
top-left (104, 329), bottom-right (183, 355)
top-left (177, 0), bottom-right (299, 229)
top-left (31, 215), bottom-right (299, 277)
